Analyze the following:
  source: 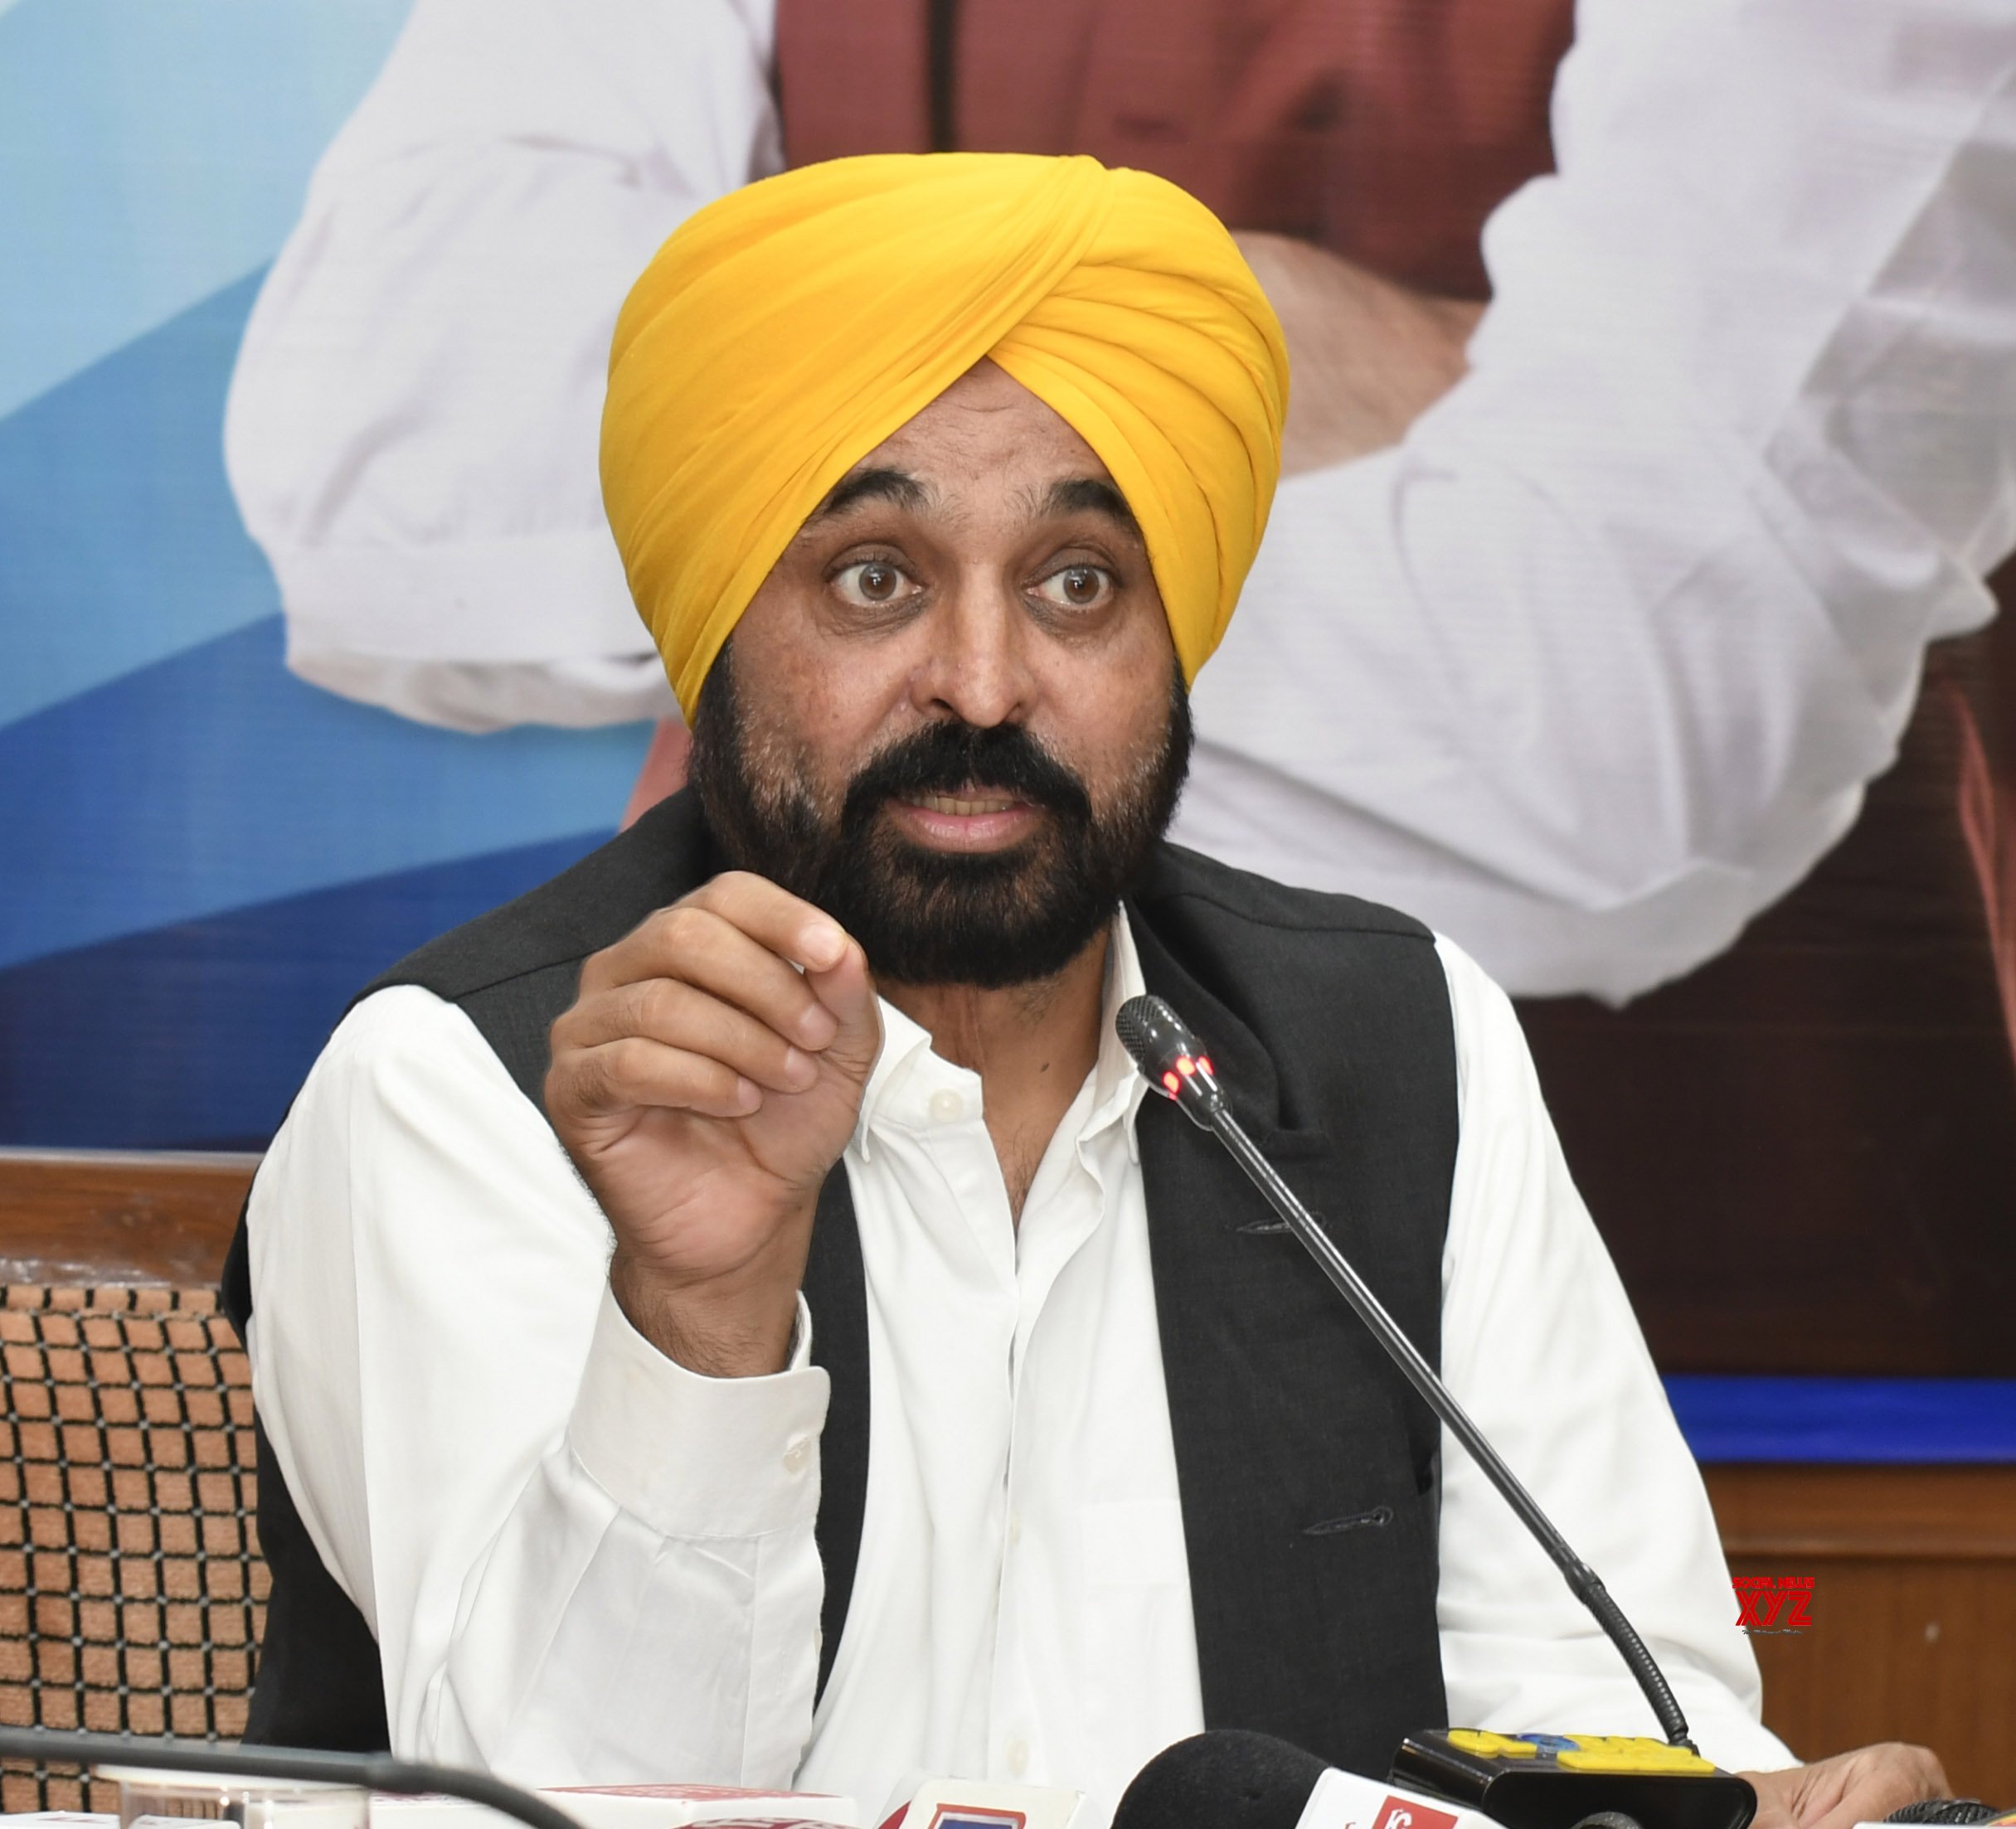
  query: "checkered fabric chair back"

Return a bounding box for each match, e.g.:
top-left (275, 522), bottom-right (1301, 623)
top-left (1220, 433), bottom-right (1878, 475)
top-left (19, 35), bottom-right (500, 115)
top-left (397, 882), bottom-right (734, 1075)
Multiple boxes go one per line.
top-left (0, 1285), bottom-right (267, 1810)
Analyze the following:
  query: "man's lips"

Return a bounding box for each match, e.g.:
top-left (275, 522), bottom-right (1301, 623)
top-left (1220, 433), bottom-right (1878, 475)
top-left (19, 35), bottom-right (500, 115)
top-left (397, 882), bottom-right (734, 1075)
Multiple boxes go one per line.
top-left (887, 786), bottom-right (1042, 850)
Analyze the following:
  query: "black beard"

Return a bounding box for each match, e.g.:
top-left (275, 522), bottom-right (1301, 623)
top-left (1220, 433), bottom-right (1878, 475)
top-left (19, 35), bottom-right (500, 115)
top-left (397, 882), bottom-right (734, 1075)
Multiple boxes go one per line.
top-left (687, 641), bottom-right (1193, 989)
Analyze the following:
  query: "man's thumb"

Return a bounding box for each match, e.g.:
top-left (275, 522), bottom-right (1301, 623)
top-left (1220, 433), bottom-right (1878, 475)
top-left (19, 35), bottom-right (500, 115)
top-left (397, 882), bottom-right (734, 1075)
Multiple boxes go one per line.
top-left (808, 939), bottom-right (882, 1073)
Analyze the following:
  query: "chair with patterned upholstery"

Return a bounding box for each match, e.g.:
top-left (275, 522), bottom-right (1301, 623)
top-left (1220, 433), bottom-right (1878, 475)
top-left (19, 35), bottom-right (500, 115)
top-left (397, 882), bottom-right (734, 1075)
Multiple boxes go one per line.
top-left (0, 1152), bottom-right (266, 1811)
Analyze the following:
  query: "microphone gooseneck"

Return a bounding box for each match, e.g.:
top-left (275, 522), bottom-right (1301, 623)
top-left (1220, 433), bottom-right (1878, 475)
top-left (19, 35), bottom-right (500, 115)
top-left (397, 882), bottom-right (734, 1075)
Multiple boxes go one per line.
top-left (0, 1726), bottom-right (583, 1829)
top-left (1115, 993), bottom-right (1696, 1753)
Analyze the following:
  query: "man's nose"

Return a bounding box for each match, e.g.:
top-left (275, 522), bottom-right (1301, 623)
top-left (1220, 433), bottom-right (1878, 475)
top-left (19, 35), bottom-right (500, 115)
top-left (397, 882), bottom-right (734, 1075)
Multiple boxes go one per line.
top-left (911, 572), bottom-right (1038, 730)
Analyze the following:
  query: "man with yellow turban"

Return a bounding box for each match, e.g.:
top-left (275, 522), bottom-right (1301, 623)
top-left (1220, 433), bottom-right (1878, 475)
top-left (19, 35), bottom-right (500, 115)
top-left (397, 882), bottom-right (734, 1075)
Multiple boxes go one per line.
top-left (227, 156), bottom-right (1924, 1827)
top-left (600, 152), bottom-right (1285, 714)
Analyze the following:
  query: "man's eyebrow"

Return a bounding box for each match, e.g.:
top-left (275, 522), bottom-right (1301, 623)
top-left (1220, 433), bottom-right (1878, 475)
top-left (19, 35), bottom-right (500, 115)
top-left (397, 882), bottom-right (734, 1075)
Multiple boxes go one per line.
top-left (809, 466), bottom-right (930, 521)
top-left (1039, 476), bottom-right (1141, 537)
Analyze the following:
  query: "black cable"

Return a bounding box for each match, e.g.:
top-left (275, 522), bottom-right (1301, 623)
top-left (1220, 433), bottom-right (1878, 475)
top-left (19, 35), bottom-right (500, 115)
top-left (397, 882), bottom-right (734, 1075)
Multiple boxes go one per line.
top-left (0, 1727), bottom-right (582, 1829)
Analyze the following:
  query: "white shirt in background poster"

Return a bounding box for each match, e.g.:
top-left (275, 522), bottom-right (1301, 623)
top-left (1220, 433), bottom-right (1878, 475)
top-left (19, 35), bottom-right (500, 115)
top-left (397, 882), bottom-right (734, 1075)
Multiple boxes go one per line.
top-left (224, 0), bottom-right (2016, 1003)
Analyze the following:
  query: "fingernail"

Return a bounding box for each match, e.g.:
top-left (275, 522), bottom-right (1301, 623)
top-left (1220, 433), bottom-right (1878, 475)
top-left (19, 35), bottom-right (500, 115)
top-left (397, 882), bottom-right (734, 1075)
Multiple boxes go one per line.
top-left (799, 922), bottom-right (847, 970)
top-left (783, 1046), bottom-right (819, 1087)
top-left (797, 1002), bottom-right (839, 1046)
top-left (734, 1076), bottom-right (762, 1112)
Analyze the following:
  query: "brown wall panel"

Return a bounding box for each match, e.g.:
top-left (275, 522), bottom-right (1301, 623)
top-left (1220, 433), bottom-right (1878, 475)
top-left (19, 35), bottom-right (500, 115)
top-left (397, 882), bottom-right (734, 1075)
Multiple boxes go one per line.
top-left (1523, 577), bottom-right (2016, 1377)
top-left (1706, 1467), bottom-right (2016, 1802)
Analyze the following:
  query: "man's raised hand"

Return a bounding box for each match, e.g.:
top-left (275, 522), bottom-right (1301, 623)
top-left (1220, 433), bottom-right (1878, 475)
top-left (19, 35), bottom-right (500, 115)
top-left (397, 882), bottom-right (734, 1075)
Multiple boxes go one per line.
top-left (546, 871), bottom-right (882, 1377)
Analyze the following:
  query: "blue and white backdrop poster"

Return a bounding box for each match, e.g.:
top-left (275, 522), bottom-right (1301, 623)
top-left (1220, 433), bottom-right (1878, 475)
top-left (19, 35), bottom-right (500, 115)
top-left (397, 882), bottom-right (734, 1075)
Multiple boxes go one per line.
top-left (0, 2), bottom-right (649, 1148)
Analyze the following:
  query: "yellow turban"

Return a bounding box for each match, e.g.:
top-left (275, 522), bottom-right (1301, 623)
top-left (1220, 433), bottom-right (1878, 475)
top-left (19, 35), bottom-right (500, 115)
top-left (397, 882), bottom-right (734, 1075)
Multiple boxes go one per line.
top-left (600, 153), bottom-right (1289, 715)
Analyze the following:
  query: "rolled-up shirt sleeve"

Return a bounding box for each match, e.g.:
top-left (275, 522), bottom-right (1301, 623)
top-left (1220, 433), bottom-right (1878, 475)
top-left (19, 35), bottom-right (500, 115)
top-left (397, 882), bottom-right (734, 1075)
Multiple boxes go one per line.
top-left (222, 0), bottom-right (782, 732)
top-left (245, 985), bottom-right (828, 1785)
top-left (1177, 0), bottom-right (2016, 1002)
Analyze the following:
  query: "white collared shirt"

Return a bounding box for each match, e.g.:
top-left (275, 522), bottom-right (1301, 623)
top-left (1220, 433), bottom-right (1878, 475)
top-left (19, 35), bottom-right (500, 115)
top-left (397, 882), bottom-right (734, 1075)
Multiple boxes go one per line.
top-left (246, 914), bottom-right (1790, 1829)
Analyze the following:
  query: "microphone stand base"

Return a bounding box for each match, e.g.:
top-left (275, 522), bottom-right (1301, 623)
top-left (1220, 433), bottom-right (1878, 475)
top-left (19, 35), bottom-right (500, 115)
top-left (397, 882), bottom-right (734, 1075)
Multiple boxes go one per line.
top-left (1392, 1730), bottom-right (1756, 1829)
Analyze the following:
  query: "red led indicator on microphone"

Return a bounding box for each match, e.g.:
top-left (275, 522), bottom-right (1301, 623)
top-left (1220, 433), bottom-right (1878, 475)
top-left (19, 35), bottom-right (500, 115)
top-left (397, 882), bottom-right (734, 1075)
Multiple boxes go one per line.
top-left (1161, 1070), bottom-right (1181, 1095)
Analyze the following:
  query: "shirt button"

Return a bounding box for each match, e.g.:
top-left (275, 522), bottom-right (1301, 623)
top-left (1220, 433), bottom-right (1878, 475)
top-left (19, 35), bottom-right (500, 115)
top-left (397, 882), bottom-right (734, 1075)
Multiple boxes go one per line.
top-left (927, 1089), bottom-right (964, 1123)
top-left (1006, 1738), bottom-right (1030, 1778)
top-left (782, 1439), bottom-right (811, 1475)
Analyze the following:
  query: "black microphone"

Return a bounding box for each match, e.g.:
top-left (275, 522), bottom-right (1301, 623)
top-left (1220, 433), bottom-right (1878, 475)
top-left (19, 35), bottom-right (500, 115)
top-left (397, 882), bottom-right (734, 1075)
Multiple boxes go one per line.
top-left (1114, 995), bottom-right (1697, 1756)
top-left (1883, 1805), bottom-right (2010, 1825)
top-left (1112, 1730), bottom-right (1326, 1829)
top-left (0, 1725), bottom-right (580, 1829)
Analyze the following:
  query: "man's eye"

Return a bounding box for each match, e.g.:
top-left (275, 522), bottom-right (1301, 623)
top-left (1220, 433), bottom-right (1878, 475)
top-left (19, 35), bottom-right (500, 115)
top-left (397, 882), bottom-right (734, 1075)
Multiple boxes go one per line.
top-left (1032, 564), bottom-right (1115, 612)
top-left (833, 560), bottom-right (916, 607)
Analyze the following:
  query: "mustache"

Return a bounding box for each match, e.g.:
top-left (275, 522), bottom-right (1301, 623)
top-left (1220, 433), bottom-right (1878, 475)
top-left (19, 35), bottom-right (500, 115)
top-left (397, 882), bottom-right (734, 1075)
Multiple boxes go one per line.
top-left (840, 720), bottom-right (1093, 832)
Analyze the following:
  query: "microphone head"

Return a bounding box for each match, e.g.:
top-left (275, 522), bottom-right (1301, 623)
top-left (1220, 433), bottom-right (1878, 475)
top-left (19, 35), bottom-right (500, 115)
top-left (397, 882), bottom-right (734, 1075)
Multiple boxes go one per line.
top-left (1115, 995), bottom-right (1226, 1125)
top-left (1115, 993), bottom-right (1193, 1075)
top-left (1113, 1730), bottom-right (1329, 1829)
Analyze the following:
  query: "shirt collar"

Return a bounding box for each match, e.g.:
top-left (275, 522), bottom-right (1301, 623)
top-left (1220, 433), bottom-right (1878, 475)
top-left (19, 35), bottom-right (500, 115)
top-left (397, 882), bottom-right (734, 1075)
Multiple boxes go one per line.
top-left (1088, 909), bottom-right (1154, 1162)
top-left (851, 910), bottom-right (1153, 1163)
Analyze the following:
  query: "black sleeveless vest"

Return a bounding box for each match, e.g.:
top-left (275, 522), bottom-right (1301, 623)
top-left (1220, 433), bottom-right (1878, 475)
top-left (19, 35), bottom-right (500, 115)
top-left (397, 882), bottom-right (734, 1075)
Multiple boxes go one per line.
top-left (223, 791), bottom-right (1460, 1773)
